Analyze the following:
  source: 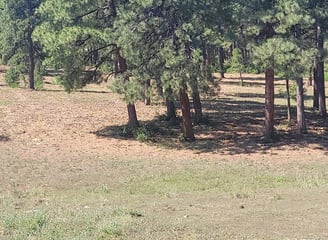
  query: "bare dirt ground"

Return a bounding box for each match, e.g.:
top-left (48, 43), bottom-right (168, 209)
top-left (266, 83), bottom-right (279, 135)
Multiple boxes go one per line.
top-left (0, 68), bottom-right (328, 239)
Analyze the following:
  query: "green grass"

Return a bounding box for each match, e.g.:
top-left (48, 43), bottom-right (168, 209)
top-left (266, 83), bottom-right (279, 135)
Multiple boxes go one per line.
top-left (1, 162), bottom-right (328, 239)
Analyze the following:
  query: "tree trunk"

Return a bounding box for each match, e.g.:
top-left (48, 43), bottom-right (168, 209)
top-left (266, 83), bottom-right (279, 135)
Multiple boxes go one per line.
top-left (219, 46), bottom-right (225, 78)
top-left (286, 79), bottom-right (292, 125)
top-left (315, 57), bottom-right (327, 117)
top-left (314, 25), bottom-right (327, 117)
top-left (144, 79), bottom-right (151, 105)
top-left (308, 67), bottom-right (313, 87)
top-left (240, 72), bottom-right (244, 86)
top-left (27, 0), bottom-right (35, 90)
top-left (165, 87), bottom-right (177, 123)
top-left (156, 77), bottom-right (163, 98)
top-left (192, 90), bottom-right (202, 125)
top-left (190, 77), bottom-right (203, 124)
top-left (117, 48), bottom-right (139, 129)
top-left (313, 67), bottom-right (319, 110)
top-left (127, 104), bottom-right (139, 129)
top-left (166, 99), bottom-right (176, 121)
top-left (296, 77), bottom-right (307, 134)
top-left (264, 68), bottom-right (275, 140)
top-left (180, 90), bottom-right (195, 142)
top-left (312, 23), bottom-right (327, 115)
top-left (202, 42), bottom-right (213, 82)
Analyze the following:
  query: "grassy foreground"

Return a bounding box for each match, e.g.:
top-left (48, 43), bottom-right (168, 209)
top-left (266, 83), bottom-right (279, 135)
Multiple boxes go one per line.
top-left (1, 159), bottom-right (328, 240)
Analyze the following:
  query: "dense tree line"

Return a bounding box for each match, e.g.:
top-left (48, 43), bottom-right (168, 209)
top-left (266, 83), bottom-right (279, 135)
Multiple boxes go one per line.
top-left (0, 0), bottom-right (327, 141)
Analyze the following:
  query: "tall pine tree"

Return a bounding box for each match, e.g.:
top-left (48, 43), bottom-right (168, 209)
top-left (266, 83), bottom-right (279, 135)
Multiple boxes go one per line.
top-left (0, 0), bottom-right (43, 89)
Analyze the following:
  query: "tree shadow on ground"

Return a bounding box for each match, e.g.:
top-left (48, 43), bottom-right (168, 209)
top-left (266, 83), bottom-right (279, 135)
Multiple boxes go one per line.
top-left (221, 78), bottom-right (286, 87)
top-left (94, 96), bottom-right (328, 156)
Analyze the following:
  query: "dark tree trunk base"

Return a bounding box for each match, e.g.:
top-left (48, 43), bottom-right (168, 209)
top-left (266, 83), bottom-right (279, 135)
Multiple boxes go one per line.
top-left (127, 104), bottom-right (139, 130)
top-left (165, 98), bottom-right (177, 124)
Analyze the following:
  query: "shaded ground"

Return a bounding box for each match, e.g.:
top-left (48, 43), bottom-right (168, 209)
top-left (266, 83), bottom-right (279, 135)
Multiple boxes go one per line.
top-left (0, 70), bottom-right (328, 239)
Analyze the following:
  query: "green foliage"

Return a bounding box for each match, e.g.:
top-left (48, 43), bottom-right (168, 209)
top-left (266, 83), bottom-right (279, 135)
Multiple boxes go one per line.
top-left (34, 61), bottom-right (45, 91)
top-left (111, 76), bottom-right (144, 104)
top-left (0, 0), bottom-right (44, 89)
top-left (229, 48), bottom-right (244, 74)
top-left (135, 127), bottom-right (151, 142)
top-left (325, 63), bottom-right (328, 81)
top-left (5, 67), bottom-right (21, 88)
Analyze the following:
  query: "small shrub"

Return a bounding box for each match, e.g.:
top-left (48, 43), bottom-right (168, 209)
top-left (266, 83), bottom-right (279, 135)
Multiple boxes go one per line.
top-left (135, 127), bottom-right (150, 142)
top-left (5, 67), bottom-right (20, 88)
top-left (34, 61), bottom-right (45, 91)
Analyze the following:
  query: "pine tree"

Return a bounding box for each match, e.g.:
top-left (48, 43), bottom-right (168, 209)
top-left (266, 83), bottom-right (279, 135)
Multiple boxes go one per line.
top-left (241, 0), bottom-right (316, 137)
top-left (230, 48), bottom-right (245, 86)
top-left (0, 0), bottom-right (43, 90)
top-left (36, 0), bottom-right (141, 129)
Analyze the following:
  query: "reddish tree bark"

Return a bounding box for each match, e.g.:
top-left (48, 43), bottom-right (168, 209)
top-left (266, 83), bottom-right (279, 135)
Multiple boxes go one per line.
top-left (117, 48), bottom-right (139, 129)
top-left (180, 90), bottom-right (195, 142)
top-left (264, 68), bottom-right (275, 140)
top-left (127, 103), bottom-right (139, 129)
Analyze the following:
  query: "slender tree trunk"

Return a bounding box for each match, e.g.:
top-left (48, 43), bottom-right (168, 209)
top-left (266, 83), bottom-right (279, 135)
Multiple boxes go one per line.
top-left (286, 79), bottom-right (292, 125)
top-left (114, 58), bottom-right (119, 77)
top-left (240, 72), bottom-right (244, 86)
top-left (314, 25), bottom-right (327, 117)
top-left (264, 68), bottom-right (275, 140)
top-left (202, 42), bottom-right (213, 82)
top-left (117, 48), bottom-right (139, 129)
top-left (165, 87), bottom-right (177, 123)
top-left (219, 46), bottom-right (225, 78)
top-left (313, 63), bottom-right (319, 110)
top-left (308, 67), bottom-right (313, 87)
top-left (316, 57), bottom-right (327, 117)
top-left (180, 90), bottom-right (195, 142)
top-left (313, 24), bottom-right (327, 117)
top-left (190, 77), bottom-right (203, 124)
top-left (192, 90), bottom-right (202, 125)
top-left (144, 79), bottom-right (151, 105)
top-left (27, 0), bottom-right (35, 90)
top-left (296, 77), bottom-right (307, 134)
top-left (156, 77), bottom-right (163, 98)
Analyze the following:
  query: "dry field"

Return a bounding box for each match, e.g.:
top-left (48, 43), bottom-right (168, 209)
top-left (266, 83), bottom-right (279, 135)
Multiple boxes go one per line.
top-left (0, 70), bottom-right (328, 239)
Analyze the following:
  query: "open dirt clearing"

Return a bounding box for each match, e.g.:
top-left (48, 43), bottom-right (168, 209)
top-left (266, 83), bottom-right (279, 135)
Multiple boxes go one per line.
top-left (0, 72), bottom-right (328, 239)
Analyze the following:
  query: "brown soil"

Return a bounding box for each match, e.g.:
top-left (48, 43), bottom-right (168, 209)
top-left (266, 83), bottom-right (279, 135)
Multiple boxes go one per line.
top-left (0, 71), bottom-right (328, 190)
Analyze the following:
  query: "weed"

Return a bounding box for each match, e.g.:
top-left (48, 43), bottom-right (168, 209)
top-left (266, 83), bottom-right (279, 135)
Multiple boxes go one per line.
top-left (2, 211), bottom-right (48, 238)
top-left (97, 222), bottom-right (122, 239)
top-left (135, 127), bottom-right (150, 142)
